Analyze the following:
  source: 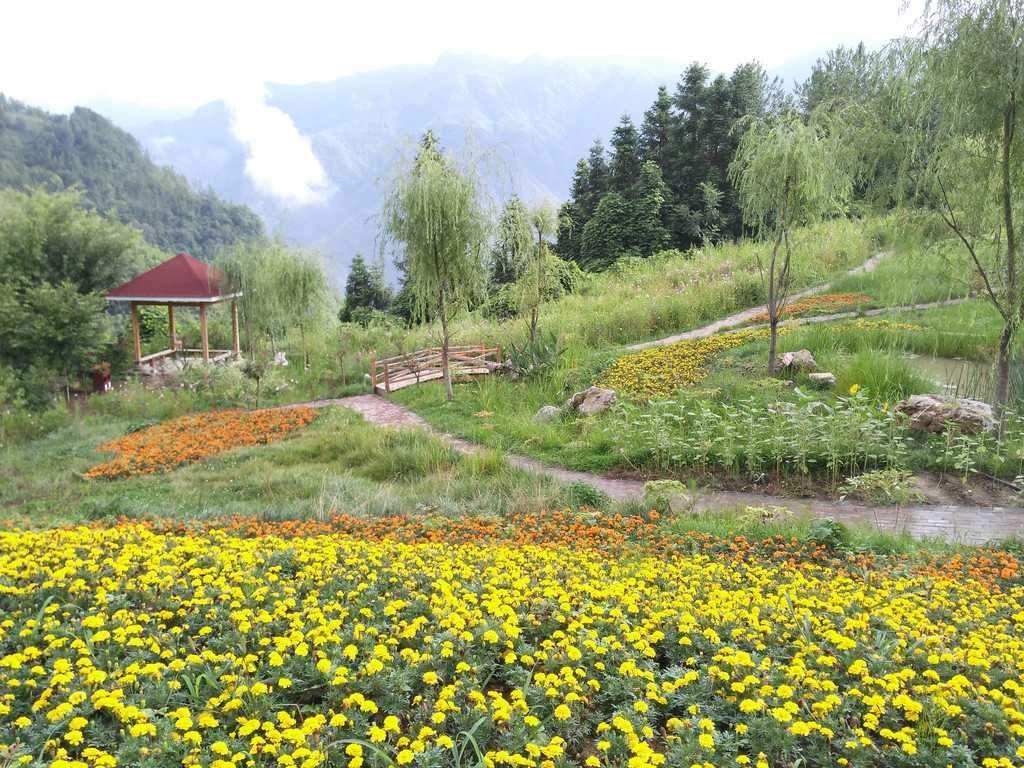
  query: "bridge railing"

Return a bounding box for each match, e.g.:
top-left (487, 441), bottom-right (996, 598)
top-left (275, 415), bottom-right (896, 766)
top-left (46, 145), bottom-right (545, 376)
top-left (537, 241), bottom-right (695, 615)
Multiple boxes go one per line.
top-left (370, 343), bottom-right (501, 394)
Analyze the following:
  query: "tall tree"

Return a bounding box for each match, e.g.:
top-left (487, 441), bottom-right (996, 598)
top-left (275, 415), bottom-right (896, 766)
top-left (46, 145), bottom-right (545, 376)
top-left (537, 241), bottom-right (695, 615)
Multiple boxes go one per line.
top-left (628, 161), bottom-right (671, 257)
top-left (378, 130), bottom-right (495, 402)
top-left (216, 237), bottom-right (291, 356)
top-left (490, 194), bottom-right (531, 288)
top-left (729, 110), bottom-right (852, 372)
top-left (884, 0), bottom-right (1024, 414)
top-left (799, 43), bottom-right (874, 115)
top-left (278, 246), bottom-right (328, 396)
top-left (640, 85), bottom-right (675, 172)
top-left (340, 253), bottom-right (392, 322)
top-left (609, 115), bottom-right (642, 193)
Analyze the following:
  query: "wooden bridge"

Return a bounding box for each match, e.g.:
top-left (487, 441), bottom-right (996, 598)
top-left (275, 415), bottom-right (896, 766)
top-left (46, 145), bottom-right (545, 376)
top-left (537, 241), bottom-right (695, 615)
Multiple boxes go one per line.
top-left (370, 343), bottom-right (501, 394)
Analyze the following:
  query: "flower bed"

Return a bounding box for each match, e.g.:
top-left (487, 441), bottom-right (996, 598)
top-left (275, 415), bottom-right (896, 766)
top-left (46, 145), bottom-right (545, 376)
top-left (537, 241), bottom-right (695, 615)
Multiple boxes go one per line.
top-left (593, 329), bottom-right (772, 401)
top-left (0, 515), bottom-right (1021, 768)
top-left (746, 293), bottom-right (872, 324)
top-left (85, 407), bottom-right (319, 480)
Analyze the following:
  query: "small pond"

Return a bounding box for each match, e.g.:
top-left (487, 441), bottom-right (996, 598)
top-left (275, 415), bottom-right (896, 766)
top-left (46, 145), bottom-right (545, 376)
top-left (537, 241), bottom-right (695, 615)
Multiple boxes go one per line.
top-left (907, 354), bottom-right (994, 403)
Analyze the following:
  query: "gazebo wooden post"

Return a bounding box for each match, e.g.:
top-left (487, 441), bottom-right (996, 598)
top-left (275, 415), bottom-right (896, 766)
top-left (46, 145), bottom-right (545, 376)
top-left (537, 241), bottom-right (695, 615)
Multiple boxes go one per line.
top-left (168, 305), bottom-right (177, 354)
top-left (130, 303), bottom-right (142, 365)
top-left (200, 304), bottom-right (209, 362)
top-left (231, 298), bottom-right (242, 360)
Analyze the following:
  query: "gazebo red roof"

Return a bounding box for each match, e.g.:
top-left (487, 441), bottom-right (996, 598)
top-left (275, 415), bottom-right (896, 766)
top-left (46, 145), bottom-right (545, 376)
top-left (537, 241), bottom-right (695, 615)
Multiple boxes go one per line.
top-left (106, 253), bottom-right (236, 303)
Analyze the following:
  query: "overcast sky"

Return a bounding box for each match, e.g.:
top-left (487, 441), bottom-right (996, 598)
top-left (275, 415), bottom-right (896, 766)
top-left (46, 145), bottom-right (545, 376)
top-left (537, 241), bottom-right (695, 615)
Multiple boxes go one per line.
top-left (5, 0), bottom-right (922, 114)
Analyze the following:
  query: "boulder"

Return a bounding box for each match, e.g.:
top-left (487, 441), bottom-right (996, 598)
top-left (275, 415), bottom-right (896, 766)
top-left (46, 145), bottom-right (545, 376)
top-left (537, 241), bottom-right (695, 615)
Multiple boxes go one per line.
top-left (781, 349), bottom-right (817, 372)
top-left (533, 405), bottom-right (561, 423)
top-left (895, 393), bottom-right (996, 434)
top-left (565, 386), bottom-right (616, 416)
top-left (808, 372), bottom-right (836, 388)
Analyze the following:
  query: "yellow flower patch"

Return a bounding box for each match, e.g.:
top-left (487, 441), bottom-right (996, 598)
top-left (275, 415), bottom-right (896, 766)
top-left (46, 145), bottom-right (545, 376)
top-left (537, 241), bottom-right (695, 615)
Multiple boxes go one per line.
top-left (0, 523), bottom-right (1020, 767)
top-left (594, 329), bottom-right (771, 400)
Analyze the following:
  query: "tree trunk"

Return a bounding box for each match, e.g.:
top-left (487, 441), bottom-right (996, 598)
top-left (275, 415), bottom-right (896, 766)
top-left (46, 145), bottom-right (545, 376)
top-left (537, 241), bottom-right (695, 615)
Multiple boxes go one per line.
top-left (996, 321), bottom-right (1017, 423)
top-left (997, 97), bottom-right (1019, 421)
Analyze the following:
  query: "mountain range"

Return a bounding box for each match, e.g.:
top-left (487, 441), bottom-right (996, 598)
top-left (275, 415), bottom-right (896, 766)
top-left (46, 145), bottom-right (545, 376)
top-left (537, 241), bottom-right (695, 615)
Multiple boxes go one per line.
top-left (54, 51), bottom-right (824, 284)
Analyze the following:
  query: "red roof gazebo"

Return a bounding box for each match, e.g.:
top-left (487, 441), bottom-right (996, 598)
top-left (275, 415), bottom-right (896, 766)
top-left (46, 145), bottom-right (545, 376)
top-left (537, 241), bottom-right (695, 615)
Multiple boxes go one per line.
top-left (106, 253), bottom-right (242, 367)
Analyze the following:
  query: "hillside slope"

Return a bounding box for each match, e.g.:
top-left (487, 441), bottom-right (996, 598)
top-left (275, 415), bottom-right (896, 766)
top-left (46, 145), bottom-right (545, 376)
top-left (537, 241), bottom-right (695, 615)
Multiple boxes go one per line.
top-left (0, 95), bottom-right (264, 260)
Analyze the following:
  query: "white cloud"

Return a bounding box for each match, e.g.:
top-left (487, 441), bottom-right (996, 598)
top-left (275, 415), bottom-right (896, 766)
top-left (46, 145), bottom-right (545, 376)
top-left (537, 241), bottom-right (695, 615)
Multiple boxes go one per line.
top-left (225, 85), bottom-right (332, 208)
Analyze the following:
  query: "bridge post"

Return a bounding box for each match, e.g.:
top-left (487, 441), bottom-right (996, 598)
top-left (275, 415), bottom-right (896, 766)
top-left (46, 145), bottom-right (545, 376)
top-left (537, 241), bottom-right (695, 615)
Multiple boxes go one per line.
top-left (383, 362), bottom-right (391, 393)
top-left (370, 357), bottom-right (376, 392)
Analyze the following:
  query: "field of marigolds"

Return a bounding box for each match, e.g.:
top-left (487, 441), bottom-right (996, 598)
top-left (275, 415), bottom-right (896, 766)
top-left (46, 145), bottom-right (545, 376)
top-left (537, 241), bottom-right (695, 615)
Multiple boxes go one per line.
top-left (1, 503), bottom-right (1023, 768)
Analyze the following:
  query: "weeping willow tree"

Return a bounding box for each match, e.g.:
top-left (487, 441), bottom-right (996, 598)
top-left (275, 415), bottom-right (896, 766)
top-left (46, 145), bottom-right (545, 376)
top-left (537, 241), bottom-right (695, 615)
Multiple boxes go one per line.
top-left (378, 130), bottom-right (498, 402)
top-left (729, 109), bottom-right (852, 372)
top-left (884, 0), bottom-right (1024, 417)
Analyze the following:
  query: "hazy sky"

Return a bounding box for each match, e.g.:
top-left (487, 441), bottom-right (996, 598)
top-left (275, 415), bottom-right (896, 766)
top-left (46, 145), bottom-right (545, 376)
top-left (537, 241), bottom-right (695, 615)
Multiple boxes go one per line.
top-left (5, 0), bottom-right (922, 114)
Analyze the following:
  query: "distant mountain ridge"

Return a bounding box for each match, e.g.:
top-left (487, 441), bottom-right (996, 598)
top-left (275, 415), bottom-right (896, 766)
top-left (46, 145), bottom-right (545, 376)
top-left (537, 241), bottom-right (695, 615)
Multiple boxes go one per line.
top-left (130, 55), bottom-right (708, 283)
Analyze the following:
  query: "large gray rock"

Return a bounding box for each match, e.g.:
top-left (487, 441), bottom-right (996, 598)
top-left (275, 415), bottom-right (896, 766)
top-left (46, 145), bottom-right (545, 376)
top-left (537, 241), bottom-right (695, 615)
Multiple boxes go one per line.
top-left (533, 405), bottom-right (561, 423)
top-left (781, 349), bottom-right (817, 372)
top-left (565, 386), bottom-right (617, 416)
top-left (895, 393), bottom-right (996, 434)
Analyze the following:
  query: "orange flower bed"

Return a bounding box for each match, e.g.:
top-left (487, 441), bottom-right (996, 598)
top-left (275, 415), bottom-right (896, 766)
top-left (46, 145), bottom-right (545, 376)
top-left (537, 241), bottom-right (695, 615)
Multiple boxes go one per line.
top-left (85, 508), bottom-right (1021, 590)
top-left (747, 292), bottom-right (871, 324)
top-left (85, 407), bottom-right (318, 479)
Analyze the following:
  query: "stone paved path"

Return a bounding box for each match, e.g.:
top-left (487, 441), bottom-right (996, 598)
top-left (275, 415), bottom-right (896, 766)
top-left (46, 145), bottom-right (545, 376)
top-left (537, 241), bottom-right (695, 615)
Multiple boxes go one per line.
top-left (296, 251), bottom-right (1024, 546)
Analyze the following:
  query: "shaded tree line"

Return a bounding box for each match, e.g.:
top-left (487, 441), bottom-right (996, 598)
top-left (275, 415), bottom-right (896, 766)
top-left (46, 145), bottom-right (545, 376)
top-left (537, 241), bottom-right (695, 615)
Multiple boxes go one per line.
top-left (555, 62), bottom-right (777, 270)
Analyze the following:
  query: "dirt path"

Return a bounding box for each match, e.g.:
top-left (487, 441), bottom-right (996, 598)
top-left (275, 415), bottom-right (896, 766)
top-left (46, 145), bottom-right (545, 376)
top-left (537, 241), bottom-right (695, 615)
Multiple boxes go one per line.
top-left (302, 394), bottom-right (1024, 546)
top-left (295, 251), bottom-right (1024, 545)
top-left (625, 250), bottom-right (897, 350)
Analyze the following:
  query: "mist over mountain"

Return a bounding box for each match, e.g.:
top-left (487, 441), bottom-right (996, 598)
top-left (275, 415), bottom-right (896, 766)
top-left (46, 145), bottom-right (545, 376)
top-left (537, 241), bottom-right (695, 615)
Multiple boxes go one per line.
top-left (125, 53), bottom-right (817, 283)
top-left (127, 55), bottom-right (699, 282)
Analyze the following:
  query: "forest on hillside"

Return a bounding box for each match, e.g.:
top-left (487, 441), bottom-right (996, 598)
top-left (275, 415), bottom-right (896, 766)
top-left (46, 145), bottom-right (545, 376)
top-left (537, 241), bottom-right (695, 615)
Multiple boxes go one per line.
top-left (0, 95), bottom-right (264, 261)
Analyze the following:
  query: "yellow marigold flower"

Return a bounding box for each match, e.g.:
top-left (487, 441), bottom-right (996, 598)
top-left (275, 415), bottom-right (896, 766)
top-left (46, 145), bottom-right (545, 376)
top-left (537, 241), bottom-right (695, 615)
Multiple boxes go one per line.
top-left (396, 750), bottom-right (414, 765)
top-left (368, 725), bottom-right (387, 743)
top-left (699, 733), bottom-right (714, 749)
top-left (345, 744), bottom-right (363, 757)
top-left (422, 671), bottom-right (439, 684)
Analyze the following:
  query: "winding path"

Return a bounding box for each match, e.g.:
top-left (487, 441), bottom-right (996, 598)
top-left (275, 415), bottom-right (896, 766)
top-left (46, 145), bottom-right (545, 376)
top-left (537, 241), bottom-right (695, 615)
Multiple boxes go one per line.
top-left (297, 251), bottom-right (1024, 545)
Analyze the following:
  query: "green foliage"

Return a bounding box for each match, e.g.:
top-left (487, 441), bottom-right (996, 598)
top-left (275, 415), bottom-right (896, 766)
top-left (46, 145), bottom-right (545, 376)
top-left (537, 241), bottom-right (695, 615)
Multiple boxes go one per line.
top-left (879, 0), bottom-right (1024, 410)
top-left (0, 96), bottom-right (263, 259)
top-left (215, 236), bottom-right (331, 367)
top-left (804, 517), bottom-right (851, 551)
top-left (340, 253), bottom-right (391, 322)
top-left (840, 469), bottom-right (925, 507)
top-left (503, 331), bottom-right (564, 380)
top-left (378, 130), bottom-right (500, 401)
top-left (0, 187), bottom-right (152, 406)
top-left (729, 108), bottom-right (854, 369)
top-left (489, 194), bottom-right (531, 287)
top-left (561, 480), bottom-right (610, 510)
top-left (557, 62), bottom-right (774, 270)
